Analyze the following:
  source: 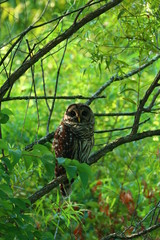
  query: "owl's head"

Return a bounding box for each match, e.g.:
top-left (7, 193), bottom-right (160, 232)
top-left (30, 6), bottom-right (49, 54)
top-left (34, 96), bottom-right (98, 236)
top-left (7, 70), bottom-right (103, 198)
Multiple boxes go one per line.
top-left (63, 103), bottom-right (94, 125)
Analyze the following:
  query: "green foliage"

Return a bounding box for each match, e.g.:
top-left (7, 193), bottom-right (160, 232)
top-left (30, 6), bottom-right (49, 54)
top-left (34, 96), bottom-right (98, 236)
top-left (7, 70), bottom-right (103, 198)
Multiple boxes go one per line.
top-left (57, 158), bottom-right (92, 188)
top-left (0, 0), bottom-right (160, 239)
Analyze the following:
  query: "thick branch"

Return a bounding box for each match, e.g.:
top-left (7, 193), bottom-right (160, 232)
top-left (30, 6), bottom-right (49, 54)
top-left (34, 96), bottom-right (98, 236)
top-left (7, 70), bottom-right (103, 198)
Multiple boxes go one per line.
top-left (28, 175), bottom-right (67, 205)
top-left (27, 129), bottom-right (160, 204)
top-left (88, 129), bottom-right (160, 165)
top-left (0, 0), bottom-right (123, 101)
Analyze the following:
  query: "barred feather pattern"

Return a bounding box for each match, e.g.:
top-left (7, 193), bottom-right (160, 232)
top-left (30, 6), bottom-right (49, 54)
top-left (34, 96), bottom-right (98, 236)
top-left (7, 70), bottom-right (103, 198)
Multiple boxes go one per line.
top-left (52, 103), bottom-right (94, 196)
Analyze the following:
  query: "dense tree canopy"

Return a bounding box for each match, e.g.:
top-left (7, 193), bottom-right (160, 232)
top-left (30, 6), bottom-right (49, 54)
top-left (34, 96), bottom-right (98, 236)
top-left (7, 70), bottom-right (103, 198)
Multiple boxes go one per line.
top-left (0, 0), bottom-right (160, 239)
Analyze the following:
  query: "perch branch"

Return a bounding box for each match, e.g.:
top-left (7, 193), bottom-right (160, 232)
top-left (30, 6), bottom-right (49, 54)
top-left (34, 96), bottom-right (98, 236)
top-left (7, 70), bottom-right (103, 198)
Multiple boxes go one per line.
top-left (25, 132), bottom-right (55, 151)
top-left (28, 175), bottom-right (67, 205)
top-left (25, 118), bottom-right (149, 151)
top-left (88, 129), bottom-right (160, 165)
top-left (26, 129), bottom-right (160, 204)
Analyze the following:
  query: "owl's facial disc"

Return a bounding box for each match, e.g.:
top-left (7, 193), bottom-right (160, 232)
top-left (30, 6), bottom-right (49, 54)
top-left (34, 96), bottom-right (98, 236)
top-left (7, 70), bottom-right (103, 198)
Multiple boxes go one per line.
top-left (63, 103), bottom-right (94, 124)
top-left (66, 108), bottom-right (80, 123)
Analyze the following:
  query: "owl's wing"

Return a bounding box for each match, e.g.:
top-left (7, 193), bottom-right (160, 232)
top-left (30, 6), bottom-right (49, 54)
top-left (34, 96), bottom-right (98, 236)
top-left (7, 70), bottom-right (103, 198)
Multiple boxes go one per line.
top-left (52, 122), bottom-right (74, 159)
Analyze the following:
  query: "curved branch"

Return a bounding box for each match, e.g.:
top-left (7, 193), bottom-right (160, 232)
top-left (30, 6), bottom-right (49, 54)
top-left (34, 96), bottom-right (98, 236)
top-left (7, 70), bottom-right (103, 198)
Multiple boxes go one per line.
top-left (86, 54), bottom-right (160, 105)
top-left (0, 0), bottom-right (123, 101)
top-left (101, 223), bottom-right (160, 240)
top-left (88, 129), bottom-right (160, 165)
top-left (26, 129), bottom-right (160, 204)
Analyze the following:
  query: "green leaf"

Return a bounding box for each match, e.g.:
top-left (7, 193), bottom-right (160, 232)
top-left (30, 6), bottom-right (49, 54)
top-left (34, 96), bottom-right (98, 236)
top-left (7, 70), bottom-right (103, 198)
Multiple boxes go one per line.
top-left (0, 199), bottom-right (13, 211)
top-left (22, 151), bottom-right (34, 170)
top-left (120, 88), bottom-right (138, 94)
top-left (117, 9), bottom-right (126, 19)
top-left (0, 184), bottom-right (13, 198)
top-left (0, 112), bottom-right (9, 124)
top-left (1, 108), bottom-right (14, 116)
top-left (9, 149), bottom-right (22, 166)
top-left (41, 232), bottom-right (54, 240)
top-left (77, 163), bottom-right (92, 189)
top-left (0, 139), bottom-right (8, 151)
top-left (57, 157), bottom-right (65, 164)
top-left (33, 144), bottom-right (50, 154)
top-left (123, 97), bottom-right (137, 105)
top-left (1, 157), bottom-right (12, 171)
top-left (10, 198), bottom-right (28, 210)
top-left (65, 165), bottom-right (77, 181)
top-left (58, 158), bottom-right (91, 187)
top-left (41, 154), bottom-right (55, 178)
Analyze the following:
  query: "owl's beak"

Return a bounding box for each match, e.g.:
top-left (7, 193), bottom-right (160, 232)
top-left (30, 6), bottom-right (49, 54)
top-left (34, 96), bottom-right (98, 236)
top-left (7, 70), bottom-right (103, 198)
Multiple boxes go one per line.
top-left (78, 116), bottom-right (81, 122)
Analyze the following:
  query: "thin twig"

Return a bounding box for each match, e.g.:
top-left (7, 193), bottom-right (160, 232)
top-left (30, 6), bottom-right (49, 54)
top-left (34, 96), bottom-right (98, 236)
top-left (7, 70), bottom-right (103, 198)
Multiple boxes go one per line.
top-left (46, 39), bottom-right (68, 134)
top-left (131, 70), bottom-right (160, 134)
top-left (101, 223), bottom-right (160, 240)
top-left (144, 88), bottom-right (160, 112)
top-left (41, 60), bottom-right (50, 111)
top-left (74, 0), bottom-right (94, 24)
top-left (1, 95), bottom-right (105, 102)
top-left (85, 54), bottom-right (160, 105)
top-left (0, 0), bottom-right (8, 4)
top-left (150, 200), bottom-right (160, 226)
top-left (95, 118), bottom-right (150, 133)
top-left (26, 39), bottom-right (40, 137)
top-left (95, 112), bottom-right (136, 116)
top-left (7, 38), bottom-right (23, 98)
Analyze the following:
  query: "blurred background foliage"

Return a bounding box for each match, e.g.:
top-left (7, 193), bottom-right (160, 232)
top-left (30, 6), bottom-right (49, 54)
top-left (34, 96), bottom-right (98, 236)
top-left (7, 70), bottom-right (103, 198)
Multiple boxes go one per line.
top-left (0, 0), bottom-right (160, 239)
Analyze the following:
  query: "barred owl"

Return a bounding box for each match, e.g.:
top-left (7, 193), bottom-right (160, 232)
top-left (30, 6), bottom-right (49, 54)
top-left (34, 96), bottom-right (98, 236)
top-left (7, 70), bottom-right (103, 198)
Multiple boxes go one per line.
top-left (52, 103), bottom-right (94, 196)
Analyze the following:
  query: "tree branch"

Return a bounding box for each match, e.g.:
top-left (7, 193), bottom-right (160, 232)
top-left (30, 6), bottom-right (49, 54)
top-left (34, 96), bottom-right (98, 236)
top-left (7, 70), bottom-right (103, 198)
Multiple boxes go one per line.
top-left (28, 175), bottom-right (67, 205)
top-left (26, 128), bottom-right (160, 204)
top-left (46, 39), bottom-right (68, 134)
top-left (88, 129), bottom-right (160, 165)
top-left (101, 223), bottom-right (160, 240)
top-left (1, 95), bottom-right (105, 102)
top-left (131, 70), bottom-right (160, 134)
top-left (94, 118), bottom-right (150, 133)
top-left (86, 54), bottom-right (160, 105)
top-left (25, 132), bottom-right (55, 151)
top-left (0, 0), bottom-right (123, 101)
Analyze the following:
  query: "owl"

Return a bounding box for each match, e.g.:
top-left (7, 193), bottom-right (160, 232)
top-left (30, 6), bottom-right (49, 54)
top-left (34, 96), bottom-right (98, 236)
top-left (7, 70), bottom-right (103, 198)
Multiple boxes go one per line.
top-left (52, 103), bottom-right (94, 196)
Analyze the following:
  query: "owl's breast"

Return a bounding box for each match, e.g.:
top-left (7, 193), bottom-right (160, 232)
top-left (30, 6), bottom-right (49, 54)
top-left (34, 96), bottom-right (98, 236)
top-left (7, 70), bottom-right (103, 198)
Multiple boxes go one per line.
top-left (53, 123), bottom-right (75, 159)
top-left (53, 121), bottom-right (94, 163)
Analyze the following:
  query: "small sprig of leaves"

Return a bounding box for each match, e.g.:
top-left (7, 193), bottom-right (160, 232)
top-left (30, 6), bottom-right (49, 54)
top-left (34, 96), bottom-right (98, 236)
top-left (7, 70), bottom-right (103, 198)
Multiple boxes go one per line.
top-left (57, 157), bottom-right (92, 189)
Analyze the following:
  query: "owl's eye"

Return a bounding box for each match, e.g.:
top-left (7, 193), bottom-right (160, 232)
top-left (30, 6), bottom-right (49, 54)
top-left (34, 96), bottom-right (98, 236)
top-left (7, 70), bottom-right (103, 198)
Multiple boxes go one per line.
top-left (82, 110), bottom-right (88, 117)
top-left (69, 110), bottom-right (76, 117)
